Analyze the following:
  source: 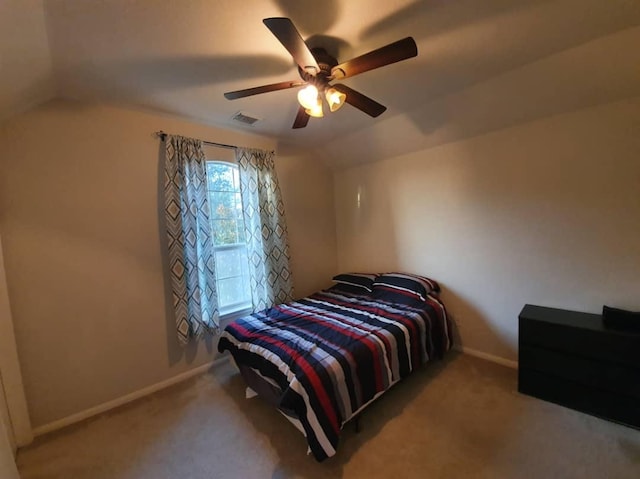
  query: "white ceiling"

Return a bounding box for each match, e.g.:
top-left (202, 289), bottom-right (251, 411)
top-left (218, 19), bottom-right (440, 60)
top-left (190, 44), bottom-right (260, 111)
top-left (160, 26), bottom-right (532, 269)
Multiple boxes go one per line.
top-left (3, 0), bottom-right (640, 167)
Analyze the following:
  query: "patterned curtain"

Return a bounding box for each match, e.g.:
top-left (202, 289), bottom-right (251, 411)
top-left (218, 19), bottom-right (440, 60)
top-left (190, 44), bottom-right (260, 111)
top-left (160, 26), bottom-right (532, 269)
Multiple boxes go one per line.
top-left (236, 147), bottom-right (294, 311)
top-left (164, 135), bottom-right (219, 344)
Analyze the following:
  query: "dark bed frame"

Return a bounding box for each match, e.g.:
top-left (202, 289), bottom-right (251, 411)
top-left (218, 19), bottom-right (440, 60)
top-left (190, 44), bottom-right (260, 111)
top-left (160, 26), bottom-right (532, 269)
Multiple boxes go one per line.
top-left (236, 362), bottom-right (362, 433)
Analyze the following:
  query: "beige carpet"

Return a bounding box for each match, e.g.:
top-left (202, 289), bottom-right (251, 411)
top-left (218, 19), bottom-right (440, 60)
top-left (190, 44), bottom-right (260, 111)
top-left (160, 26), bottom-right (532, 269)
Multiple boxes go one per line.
top-left (17, 353), bottom-right (639, 479)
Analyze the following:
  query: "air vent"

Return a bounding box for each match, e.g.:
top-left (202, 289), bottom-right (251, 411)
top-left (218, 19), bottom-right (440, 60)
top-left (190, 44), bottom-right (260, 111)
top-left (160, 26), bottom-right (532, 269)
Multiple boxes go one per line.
top-left (231, 112), bottom-right (261, 126)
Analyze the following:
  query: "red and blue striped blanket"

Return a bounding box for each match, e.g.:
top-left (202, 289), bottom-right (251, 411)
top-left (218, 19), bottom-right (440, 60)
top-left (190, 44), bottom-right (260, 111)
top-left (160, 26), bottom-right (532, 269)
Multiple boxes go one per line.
top-left (217, 289), bottom-right (451, 461)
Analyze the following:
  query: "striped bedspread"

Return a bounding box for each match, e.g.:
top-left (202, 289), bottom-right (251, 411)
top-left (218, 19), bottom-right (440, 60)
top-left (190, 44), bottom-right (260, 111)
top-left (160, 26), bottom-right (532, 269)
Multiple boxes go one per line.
top-left (217, 289), bottom-right (451, 461)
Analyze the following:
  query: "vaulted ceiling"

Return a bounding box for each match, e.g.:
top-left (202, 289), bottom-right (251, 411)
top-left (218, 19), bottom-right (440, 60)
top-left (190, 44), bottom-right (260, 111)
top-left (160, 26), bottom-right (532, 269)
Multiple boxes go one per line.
top-left (3, 0), bottom-right (640, 168)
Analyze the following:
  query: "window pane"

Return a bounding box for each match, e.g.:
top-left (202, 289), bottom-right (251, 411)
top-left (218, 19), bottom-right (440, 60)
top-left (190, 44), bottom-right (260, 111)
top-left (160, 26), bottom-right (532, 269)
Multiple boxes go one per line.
top-left (210, 191), bottom-right (235, 219)
top-left (214, 247), bottom-right (245, 279)
top-left (212, 219), bottom-right (239, 245)
top-left (206, 161), bottom-right (252, 314)
top-left (218, 276), bottom-right (251, 309)
top-left (207, 163), bottom-right (234, 191)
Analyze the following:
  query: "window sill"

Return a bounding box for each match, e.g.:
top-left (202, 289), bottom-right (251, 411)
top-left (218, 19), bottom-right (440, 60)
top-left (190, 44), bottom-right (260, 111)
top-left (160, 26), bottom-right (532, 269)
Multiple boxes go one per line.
top-left (219, 305), bottom-right (253, 325)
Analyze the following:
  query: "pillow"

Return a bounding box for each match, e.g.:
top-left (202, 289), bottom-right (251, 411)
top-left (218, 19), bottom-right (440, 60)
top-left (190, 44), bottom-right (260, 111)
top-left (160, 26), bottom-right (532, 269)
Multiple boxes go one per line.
top-left (331, 273), bottom-right (377, 293)
top-left (372, 272), bottom-right (440, 302)
top-left (602, 305), bottom-right (640, 332)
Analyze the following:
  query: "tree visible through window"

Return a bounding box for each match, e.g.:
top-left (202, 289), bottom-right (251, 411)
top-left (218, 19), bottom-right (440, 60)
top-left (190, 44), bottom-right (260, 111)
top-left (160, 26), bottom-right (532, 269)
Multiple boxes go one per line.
top-left (206, 161), bottom-right (252, 315)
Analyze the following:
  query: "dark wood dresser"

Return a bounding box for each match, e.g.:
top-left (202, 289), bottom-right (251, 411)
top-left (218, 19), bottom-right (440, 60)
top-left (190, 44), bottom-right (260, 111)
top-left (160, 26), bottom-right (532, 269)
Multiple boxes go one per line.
top-left (518, 304), bottom-right (640, 429)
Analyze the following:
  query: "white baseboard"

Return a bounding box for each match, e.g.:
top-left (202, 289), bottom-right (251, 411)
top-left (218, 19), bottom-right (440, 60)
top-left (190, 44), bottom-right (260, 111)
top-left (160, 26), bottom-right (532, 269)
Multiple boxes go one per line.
top-left (32, 347), bottom-right (516, 438)
top-left (455, 345), bottom-right (518, 369)
top-left (32, 358), bottom-right (226, 437)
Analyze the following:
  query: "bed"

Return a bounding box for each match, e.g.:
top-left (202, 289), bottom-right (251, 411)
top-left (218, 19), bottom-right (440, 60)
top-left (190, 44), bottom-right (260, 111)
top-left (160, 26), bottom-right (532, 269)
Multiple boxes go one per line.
top-left (217, 272), bottom-right (452, 461)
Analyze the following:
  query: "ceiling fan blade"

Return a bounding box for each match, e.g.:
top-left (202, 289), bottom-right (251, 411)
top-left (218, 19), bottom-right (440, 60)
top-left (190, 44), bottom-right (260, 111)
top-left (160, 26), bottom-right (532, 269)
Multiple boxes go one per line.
top-left (263, 17), bottom-right (320, 75)
top-left (224, 80), bottom-right (306, 100)
top-left (331, 37), bottom-right (418, 80)
top-left (292, 105), bottom-right (310, 129)
top-left (333, 84), bottom-right (387, 117)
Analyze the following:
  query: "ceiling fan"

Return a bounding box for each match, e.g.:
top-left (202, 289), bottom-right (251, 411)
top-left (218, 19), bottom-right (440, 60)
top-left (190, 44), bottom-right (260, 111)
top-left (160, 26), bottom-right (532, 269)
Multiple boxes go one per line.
top-left (224, 18), bottom-right (418, 129)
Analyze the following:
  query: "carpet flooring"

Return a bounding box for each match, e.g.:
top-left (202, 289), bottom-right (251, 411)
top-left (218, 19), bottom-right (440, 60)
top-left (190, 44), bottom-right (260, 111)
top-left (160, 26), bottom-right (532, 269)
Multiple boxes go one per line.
top-left (17, 353), bottom-right (639, 478)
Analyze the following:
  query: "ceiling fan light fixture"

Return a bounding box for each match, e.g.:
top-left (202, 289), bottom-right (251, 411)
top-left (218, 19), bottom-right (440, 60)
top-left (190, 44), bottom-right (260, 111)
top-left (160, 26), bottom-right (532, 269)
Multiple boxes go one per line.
top-left (305, 100), bottom-right (324, 118)
top-left (325, 87), bottom-right (346, 112)
top-left (297, 85), bottom-right (319, 110)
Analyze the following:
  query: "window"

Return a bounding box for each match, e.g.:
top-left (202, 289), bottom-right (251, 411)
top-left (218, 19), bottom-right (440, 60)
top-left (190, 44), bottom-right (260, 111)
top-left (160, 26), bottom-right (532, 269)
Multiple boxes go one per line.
top-left (206, 161), bottom-right (252, 316)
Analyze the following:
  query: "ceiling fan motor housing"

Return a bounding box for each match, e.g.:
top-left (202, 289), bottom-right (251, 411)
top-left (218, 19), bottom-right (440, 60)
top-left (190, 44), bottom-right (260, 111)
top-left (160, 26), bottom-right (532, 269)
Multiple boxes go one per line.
top-left (298, 48), bottom-right (339, 89)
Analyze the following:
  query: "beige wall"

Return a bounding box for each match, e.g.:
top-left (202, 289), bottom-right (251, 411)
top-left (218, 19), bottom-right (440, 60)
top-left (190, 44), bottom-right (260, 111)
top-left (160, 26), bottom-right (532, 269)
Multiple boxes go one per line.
top-left (0, 0), bottom-right (54, 122)
top-left (0, 413), bottom-right (19, 479)
top-left (277, 154), bottom-right (338, 297)
top-left (334, 97), bottom-right (640, 361)
top-left (0, 99), bottom-right (337, 428)
top-left (0, 235), bottom-right (32, 447)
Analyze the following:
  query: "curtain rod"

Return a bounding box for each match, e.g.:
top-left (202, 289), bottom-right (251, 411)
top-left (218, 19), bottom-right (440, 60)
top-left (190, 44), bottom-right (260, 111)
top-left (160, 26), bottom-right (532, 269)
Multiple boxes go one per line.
top-left (155, 131), bottom-right (237, 150)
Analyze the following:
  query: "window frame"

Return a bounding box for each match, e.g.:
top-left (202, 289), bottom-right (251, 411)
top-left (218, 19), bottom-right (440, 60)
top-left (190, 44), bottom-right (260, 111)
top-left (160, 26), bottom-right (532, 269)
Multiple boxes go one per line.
top-left (205, 160), bottom-right (253, 318)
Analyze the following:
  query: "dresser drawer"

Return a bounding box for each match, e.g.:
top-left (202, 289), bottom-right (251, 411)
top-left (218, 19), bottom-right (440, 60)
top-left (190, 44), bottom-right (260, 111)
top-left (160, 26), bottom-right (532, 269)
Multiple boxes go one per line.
top-left (519, 344), bottom-right (640, 399)
top-left (519, 317), bottom-right (640, 367)
top-left (519, 369), bottom-right (640, 429)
